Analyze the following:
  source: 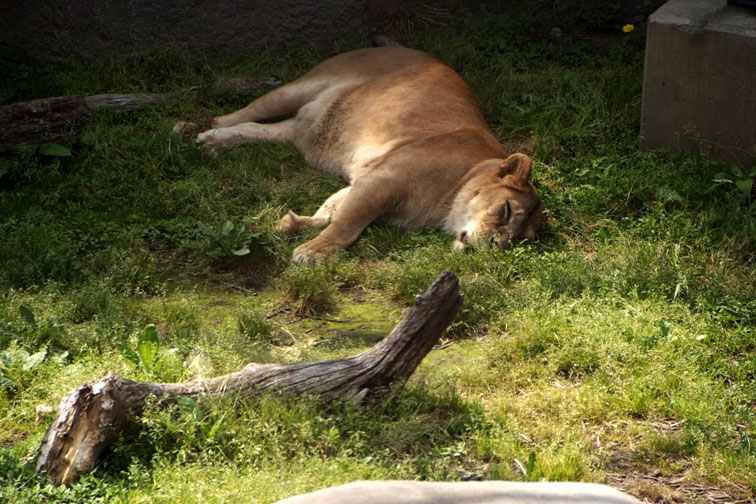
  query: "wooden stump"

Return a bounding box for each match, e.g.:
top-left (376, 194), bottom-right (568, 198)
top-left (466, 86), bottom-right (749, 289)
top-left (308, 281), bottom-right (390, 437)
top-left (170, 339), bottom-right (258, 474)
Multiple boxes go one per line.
top-left (36, 272), bottom-right (462, 486)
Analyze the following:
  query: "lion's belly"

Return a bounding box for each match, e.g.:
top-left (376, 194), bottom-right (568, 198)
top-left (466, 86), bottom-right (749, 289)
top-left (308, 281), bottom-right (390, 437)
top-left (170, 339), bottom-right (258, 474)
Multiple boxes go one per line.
top-left (297, 136), bottom-right (401, 182)
top-left (294, 105), bottom-right (404, 182)
top-left (290, 81), bottom-right (424, 182)
top-left (342, 139), bottom-right (403, 181)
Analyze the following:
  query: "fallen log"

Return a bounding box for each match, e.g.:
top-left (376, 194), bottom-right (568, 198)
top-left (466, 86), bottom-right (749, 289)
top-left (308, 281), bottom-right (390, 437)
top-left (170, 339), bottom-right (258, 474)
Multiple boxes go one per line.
top-left (83, 92), bottom-right (181, 111)
top-left (0, 76), bottom-right (281, 153)
top-left (36, 271), bottom-right (462, 486)
top-left (0, 96), bottom-right (92, 153)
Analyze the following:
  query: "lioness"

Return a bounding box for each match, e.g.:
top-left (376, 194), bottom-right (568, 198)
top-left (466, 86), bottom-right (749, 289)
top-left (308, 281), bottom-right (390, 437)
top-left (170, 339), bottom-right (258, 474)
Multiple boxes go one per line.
top-left (180, 47), bottom-right (545, 263)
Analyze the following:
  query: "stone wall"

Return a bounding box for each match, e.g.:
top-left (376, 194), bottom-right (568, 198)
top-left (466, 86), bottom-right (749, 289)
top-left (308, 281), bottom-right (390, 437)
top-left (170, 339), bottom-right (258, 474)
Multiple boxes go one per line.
top-left (0, 1), bottom-right (664, 61)
top-left (0, 0), bottom-right (370, 60)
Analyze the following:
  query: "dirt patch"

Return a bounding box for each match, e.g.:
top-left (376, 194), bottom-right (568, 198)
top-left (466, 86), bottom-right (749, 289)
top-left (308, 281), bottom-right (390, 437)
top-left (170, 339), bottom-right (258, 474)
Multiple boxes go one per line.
top-left (607, 471), bottom-right (754, 504)
top-left (264, 287), bottom-right (402, 351)
top-left (598, 421), bottom-right (754, 504)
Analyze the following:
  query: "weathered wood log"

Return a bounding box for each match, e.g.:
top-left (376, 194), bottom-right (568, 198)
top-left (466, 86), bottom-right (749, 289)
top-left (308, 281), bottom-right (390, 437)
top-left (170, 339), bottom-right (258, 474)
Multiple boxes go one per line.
top-left (36, 272), bottom-right (462, 486)
top-left (1, 76), bottom-right (282, 152)
top-left (0, 96), bottom-right (92, 153)
top-left (83, 92), bottom-right (182, 111)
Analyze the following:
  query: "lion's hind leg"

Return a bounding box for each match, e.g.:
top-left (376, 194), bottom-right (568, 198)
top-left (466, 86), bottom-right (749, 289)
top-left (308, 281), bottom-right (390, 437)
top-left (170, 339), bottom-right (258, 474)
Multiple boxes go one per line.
top-left (174, 78), bottom-right (328, 137)
top-left (278, 187), bottom-right (351, 237)
top-left (213, 80), bottom-right (328, 128)
top-left (196, 119), bottom-right (296, 154)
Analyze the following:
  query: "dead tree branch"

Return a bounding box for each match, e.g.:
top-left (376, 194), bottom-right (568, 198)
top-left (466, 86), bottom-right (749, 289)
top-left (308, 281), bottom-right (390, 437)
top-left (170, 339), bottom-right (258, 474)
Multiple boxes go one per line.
top-left (36, 272), bottom-right (462, 486)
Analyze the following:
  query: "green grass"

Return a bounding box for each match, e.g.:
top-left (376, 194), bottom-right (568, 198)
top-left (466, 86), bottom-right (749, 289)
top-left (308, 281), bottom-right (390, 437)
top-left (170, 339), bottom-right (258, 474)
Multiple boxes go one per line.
top-left (2, 3), bottom-right (755, 502)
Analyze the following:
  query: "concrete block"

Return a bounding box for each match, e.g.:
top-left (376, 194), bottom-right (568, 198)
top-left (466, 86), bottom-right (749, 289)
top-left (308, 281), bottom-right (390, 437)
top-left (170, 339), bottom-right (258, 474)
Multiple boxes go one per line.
top-left (640, 0), bottom-right (756, 168)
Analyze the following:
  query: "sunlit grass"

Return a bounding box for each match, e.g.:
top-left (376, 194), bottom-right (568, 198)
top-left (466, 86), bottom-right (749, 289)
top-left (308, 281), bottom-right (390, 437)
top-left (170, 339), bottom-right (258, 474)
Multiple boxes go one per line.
top-left (1, 2), bottom-right (755, 502)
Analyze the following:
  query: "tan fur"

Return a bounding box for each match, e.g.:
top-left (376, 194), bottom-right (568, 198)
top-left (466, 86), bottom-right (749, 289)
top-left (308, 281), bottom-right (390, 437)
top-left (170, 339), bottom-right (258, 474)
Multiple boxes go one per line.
top-left (182, 47), bottom-right (545, 263)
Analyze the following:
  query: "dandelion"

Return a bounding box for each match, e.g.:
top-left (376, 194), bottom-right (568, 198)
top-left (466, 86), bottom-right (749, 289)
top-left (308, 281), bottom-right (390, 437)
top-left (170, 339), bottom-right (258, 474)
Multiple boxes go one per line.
top-left (622, 24), bottom-right (635, 33)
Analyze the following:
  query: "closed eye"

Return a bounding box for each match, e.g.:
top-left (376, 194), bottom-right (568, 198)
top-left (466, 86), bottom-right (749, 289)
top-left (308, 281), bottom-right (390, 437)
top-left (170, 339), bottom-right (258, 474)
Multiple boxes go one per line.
top-left (499, 201), bottom-right (511, 222)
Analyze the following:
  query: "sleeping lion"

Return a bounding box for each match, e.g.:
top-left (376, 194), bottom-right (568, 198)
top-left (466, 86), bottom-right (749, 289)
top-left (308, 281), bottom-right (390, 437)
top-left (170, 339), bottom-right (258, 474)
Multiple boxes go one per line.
top-left (176, 47), bottom-right (545, 263)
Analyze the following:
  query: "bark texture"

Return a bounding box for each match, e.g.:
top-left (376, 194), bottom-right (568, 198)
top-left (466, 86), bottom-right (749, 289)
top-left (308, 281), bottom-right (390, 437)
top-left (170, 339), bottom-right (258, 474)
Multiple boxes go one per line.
top-left (0, 96), bottom-right (92, 153)
top-left (36, 272), bottom-right (462, 486)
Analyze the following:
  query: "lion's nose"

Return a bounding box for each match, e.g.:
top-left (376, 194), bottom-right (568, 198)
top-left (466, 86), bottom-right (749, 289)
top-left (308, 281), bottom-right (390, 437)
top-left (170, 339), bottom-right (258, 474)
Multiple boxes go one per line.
top-left (458, 230), bottom-right (468, 244)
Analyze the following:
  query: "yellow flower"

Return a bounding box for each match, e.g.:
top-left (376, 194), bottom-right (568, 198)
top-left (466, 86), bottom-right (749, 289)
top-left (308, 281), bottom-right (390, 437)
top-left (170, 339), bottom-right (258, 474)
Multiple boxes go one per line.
top-left (622, 24), bottom-right (635, 33)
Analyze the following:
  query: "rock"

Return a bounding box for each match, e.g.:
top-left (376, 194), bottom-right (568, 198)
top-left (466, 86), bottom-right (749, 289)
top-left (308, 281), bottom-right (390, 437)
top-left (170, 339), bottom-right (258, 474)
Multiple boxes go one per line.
top-left (273, 480), bottom-right (643, 504)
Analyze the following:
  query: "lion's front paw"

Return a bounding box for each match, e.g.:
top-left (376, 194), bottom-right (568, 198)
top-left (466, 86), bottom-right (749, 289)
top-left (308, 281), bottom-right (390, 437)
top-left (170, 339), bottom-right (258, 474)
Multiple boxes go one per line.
top-left (292, 239), bottom-right (339, 264)
top-left (292, 245), bottom-right (319, 265)
top-left (277, 211), bottom-right (303, 237)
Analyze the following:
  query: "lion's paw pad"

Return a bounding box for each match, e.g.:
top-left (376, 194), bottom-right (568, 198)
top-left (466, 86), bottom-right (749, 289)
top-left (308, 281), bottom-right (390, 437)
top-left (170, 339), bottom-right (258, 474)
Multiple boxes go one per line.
top-left (292, 244), bottom-right (319, 265)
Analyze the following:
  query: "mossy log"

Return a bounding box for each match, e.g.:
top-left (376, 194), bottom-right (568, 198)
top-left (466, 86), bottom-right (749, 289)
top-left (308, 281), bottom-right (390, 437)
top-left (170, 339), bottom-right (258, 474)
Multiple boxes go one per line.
top-left (36, 272), bottom-right (462, 486)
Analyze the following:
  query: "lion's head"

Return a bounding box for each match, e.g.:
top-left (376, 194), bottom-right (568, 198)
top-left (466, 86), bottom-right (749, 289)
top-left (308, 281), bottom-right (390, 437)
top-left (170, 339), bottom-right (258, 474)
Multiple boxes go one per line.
top-left (452, 153), bottom-right (545, 250)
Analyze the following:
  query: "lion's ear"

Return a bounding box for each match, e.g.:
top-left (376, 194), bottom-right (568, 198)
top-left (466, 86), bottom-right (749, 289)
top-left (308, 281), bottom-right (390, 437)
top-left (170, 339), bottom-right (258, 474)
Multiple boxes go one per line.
top-left (497, 153), bottom-right (532, 184)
